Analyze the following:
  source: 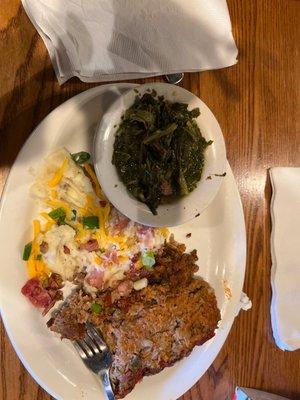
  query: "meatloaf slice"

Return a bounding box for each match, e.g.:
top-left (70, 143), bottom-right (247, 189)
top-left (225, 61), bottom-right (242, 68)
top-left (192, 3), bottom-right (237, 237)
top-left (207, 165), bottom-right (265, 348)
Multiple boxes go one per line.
top-left (49, 277), bottom-right (220, 398)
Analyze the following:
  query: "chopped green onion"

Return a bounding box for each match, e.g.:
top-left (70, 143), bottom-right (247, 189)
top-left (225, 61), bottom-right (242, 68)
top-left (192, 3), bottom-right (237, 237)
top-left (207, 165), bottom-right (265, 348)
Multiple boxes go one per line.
top-left (141, 251), bottom-right (155, 269)
top-left (48, 207), bottom-right (66, 220)
top-left (83, 216), bottom-right (99, 229)
top-left (48, 207), bottom-right (66, 225)
top-left (22, 242), bottom-right (32, 261)
top-left (91, 303), bottom-right (103, 314)
top-left (71, 151), bottom-right (91, 165)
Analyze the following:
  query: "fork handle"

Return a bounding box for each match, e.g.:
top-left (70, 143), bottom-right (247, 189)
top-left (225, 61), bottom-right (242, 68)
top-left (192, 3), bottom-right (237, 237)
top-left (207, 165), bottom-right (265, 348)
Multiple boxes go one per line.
top-left (98, 370), bottom-right (115, 400)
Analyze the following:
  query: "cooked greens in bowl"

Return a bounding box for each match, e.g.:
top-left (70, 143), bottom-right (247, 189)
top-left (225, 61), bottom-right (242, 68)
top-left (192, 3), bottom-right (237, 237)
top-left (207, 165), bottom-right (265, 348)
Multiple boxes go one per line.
top-left (112, 91), bottom-right (212, 215)
top-left (94, 82), bottom-right (226, 227)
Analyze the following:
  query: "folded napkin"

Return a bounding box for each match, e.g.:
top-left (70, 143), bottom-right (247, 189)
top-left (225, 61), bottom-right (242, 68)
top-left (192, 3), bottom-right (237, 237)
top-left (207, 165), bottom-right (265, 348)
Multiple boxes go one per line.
top-left (22, 0), bottom-right (238, 84)
top-left (270, 167), bottom-right (300, 351)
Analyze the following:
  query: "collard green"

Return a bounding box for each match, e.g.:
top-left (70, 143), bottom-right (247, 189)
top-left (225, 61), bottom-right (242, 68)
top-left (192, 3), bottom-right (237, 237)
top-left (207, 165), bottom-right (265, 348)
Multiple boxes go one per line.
top-left (112, 92), bottom-right (212, 215)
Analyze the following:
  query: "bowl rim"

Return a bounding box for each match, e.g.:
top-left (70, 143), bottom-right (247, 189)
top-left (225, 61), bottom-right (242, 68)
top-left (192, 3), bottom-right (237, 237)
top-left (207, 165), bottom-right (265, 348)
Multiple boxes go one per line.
top-left (93, 82), bottom-right (227, 227)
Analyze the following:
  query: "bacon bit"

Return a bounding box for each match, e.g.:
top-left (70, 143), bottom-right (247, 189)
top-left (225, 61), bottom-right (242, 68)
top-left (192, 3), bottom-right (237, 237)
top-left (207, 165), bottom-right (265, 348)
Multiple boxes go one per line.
top-left (103, 292), bottom-right (113, 307)
top-left (131, 254), bottom-right (140, 264)
top-left (100, 200), bottom-right (107, 207)
top-left (47, 289), bottom-right (58, 299)
top-left (128, 262), bottom-right (136, 277)
top-left (136, 225), bottom-right (152, 235)
top-left (114, 219), bottom-right (129, 234)
top-left (127, 263), bottom-right (149, 281)
top-left (129, 254), bottom-right (140, 272)
top-left (110, 280), bottom-right (134, 303)
top-left (21, 274), bottom-right (64, 314)
top-left (102, 249), bottom-right (118, 264)
top-left (116, 296), bottom-right (132, 312)
top-left (110, 212), bottom-right (130, 235)
top-left (136, 225), bottom-right (154, 248)
top-left (44, 273), bottom-right (63, 290)
top-left (117, 280), bottom-right (134, 296)
top-left (110, 291), bottom-right (119, 303)
top-left (79, 239), bottom-right (99, 252)
top-left (21, 278), bottom-right (52, 309)
top-left (40, 241), bottom-right (49, 254)
top-left (63, 245), bottom-right (70, 254)
top-left (85, 268), bottom-right (104, 289)
top-left (42, 291), bottom-right (63, 316)
top-left (127, 269), bottom-right (143, 280)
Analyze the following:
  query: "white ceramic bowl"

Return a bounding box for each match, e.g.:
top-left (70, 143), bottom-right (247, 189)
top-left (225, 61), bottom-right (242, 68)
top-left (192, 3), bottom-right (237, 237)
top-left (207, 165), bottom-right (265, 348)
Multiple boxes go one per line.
top-left (94, 83), bottom-right (226, 227)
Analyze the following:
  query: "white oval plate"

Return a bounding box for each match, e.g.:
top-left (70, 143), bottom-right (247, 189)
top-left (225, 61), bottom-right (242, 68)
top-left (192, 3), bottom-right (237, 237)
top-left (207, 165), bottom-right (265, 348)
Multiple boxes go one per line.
top-left (94, 82), bottom-right (226, 227)
top-left (0, 84), bottom-right (246, 400)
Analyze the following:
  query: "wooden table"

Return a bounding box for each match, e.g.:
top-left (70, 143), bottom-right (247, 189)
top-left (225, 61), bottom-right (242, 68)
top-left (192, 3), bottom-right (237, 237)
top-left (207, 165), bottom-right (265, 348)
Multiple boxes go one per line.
top-left (1, 1), bottom-right (299, 399)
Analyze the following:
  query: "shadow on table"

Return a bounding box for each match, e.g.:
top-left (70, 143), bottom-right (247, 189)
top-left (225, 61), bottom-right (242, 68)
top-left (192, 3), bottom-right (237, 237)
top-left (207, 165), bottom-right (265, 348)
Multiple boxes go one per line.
top-left (0, 68), bottom-right (88, 174)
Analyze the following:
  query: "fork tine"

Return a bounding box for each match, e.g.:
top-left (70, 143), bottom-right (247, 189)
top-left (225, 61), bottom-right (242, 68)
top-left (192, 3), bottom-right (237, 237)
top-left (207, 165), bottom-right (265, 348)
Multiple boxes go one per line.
top-left (77, 338), bottom-right (93, 357)
top-left (86, 322), bottom-right (105, 344)
top-left (84, 334), bottom-right (100, 354)
top-left (86, 323), bottom-right (107, 351)
top-left (74, 341), bottom-right (87, 359)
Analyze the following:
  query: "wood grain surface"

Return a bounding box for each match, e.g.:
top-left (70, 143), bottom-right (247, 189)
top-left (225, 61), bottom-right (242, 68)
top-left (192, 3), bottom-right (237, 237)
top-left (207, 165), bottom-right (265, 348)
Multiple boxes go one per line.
top-left (0, 1), bottom-right (299, 399)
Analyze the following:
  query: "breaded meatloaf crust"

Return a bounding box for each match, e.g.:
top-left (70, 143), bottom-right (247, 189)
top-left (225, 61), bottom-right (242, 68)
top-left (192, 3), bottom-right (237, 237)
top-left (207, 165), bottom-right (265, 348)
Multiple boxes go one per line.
top-left (48, 239), bottom-right (220, 398)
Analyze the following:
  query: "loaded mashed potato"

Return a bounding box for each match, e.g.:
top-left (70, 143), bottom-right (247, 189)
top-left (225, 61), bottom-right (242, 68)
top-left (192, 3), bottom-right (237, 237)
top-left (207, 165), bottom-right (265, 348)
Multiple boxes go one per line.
top-left (21, 149), bottom-right (168, 311)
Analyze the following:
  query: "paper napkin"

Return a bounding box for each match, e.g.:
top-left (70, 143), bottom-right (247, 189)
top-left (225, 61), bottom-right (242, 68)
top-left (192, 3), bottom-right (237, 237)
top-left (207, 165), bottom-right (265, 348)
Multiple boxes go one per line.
top-left (270, 167), bottom-right (300, 351)
top-left (22, 0), bottom-right (238, 84)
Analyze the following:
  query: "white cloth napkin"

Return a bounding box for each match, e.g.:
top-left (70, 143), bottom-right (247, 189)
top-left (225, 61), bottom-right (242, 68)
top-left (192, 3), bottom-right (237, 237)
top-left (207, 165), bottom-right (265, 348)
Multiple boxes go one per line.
top-left (21, 0), bottom-right (238, 84)
top-left (270, 167), bottom-right (300, 351)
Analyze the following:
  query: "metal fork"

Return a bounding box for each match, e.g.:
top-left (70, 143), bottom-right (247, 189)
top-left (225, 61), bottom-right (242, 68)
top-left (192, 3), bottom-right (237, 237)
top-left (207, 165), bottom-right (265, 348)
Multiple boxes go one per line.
top-left (73, 323), bottom-right (115, 400)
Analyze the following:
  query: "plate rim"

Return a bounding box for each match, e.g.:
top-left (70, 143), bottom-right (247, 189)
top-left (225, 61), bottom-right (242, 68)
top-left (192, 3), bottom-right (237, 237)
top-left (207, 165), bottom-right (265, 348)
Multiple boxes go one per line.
top-left (0, 83), bottom-right (246, 400)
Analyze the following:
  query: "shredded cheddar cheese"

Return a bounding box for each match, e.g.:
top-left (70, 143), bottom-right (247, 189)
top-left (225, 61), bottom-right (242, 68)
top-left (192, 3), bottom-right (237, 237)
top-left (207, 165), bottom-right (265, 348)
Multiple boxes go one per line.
top-left (94, 256), bottom-right (102, 265)
top-left (33, 219), bottom-right (41, 238)
top-left (84, 163), bottom-right (105, 200)
top-left (40, 212), bottom-right (53, 223)
top-left (78, 194), bottom-right (103, 217)
top-left (27, 221), bottom-right (50, 278)
top-left (40, 212), bottom-right (55, 232)
top-left (48, 157), bottom-right (68, 187)
top-left (86, 194), bottom-right (101, 215)
top-left (51, 189), bottom-right (58, 199)
top-left (118, 255), bottom-right (129, 263)
top-left (68, 221), bottom-right (90, 242)
top-left (103, 203), bottom-right (111, 227)
top-left (159, 227), bottom-right (169, 238)
top-left (23, 148), bottom-right (167, 290)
